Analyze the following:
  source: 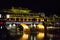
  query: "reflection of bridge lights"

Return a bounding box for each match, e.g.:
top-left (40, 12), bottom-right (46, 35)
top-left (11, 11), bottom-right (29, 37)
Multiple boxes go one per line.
top-left (19, 33), bottom-right (29, 40)
top-left (37, 32), bottom-right (44, 39)
top-left (22, 34), bottom-right (28, 39)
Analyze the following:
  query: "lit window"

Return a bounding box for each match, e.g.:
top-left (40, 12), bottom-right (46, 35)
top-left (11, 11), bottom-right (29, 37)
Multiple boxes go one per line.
top-left (0, 14), bottom-right (1, 18)
top-left (6, 14), bottom-right (10, 18)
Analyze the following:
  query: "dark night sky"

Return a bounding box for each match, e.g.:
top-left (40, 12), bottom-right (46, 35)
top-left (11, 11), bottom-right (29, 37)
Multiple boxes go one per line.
top-left (0, 0), bottom-right (60, 16)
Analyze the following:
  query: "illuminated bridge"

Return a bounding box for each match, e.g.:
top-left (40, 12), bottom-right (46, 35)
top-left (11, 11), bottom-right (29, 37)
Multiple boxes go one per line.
top-left (0, 7), bottom-right (45, 32)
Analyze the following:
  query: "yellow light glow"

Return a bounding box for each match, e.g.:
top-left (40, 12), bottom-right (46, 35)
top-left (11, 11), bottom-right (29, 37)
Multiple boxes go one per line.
top-left (37, 32), bottom-right (44, 39)
top-left (40, 19), bottom-right (44, 22)
top-left (6, 14), bottom-right (10, 18)
top-left (47, 26), bottom-right (53, 29)
top-left (20, 10), bottom-right (30, 13)
top-left (13, 24), bottom-right (16, 26)
top-left (36, 18), bottom-right (39, 22)
top-left (11, 7), bottom-right (31, 13)
top-left (37, 24), bottom-right (44, 29)
top-left (11, 7), bottom-right (20, 13)
top-left (21, 23), bottom-right (29, 29)
top-left (19, 33), bottom-right (29, 40)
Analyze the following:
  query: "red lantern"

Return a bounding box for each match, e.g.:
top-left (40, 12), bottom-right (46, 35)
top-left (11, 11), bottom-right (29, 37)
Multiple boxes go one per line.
top-left (0, 22), bottom-right (4, 24)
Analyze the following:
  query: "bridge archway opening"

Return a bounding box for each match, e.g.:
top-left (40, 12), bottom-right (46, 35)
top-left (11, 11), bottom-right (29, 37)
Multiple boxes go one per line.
top-left (20, 23), bottom-right (30, 32)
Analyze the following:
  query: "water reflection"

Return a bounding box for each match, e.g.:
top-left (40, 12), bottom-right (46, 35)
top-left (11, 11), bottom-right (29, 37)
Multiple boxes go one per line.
top-left (5, 26), bottom-right (60, 40)
top-left (18, 32), bottom-right (45, 40)
top-left (37, 32), bottom-right (44, 40)
top-left (17, 31), bottom-right (60, 40)
top-left (18, 33), bottom-right (29, 40)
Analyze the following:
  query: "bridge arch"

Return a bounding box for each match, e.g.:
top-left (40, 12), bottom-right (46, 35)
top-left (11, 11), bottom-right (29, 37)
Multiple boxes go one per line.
top-left (19, 23), bottom-right (30, 32)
